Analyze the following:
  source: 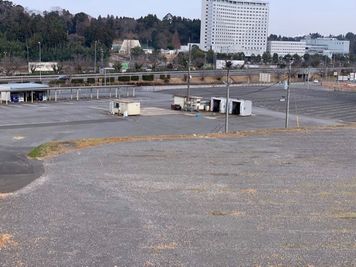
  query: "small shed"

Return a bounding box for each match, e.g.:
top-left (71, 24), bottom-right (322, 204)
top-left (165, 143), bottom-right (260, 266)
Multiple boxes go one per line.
top-left (230, 99), bottom-right (252, 116)
top-left (210, 97), bottom-right (227, 113)
top-left (110, 99), bottom-right (140, 116)
top-left (0, 83), bottom-right (49, 104)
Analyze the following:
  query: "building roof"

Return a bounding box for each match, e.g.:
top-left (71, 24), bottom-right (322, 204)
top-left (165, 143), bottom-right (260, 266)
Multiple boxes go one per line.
top-left (0, 83), bottom-right (49, 92)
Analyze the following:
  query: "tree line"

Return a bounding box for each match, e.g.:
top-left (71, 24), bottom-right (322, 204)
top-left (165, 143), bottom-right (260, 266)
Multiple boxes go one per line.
top-left (0, 1), bottom-right (200, 62)
top-left (0, 0), bottom-right (355, 70)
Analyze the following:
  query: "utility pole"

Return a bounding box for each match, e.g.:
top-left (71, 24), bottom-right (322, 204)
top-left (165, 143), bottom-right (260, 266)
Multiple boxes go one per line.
top-left (186, 43), bottom-right (192, 110)
top-left (101, 48), bottom-right (104, 69)
top-left (94, 41), bottom-right (97, 73)
top-left (285, 60), bottom-right (292, 129)
top-left (25, 39), bottom-right (29, 64)
top-left (225, 61), bottom-right (232, 133)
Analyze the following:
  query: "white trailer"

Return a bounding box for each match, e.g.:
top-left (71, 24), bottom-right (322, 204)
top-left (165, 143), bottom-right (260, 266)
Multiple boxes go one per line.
top-left (110, 100), bottom-right (140, 116)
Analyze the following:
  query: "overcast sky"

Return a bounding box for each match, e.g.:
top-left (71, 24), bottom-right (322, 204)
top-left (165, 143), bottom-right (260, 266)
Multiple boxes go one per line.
top-left (12, 0), bottom-right (356, 36)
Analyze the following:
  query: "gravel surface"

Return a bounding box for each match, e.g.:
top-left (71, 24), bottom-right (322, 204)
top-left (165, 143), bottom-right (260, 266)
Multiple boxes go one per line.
top-left (1, 128), bottom-right (355, 266)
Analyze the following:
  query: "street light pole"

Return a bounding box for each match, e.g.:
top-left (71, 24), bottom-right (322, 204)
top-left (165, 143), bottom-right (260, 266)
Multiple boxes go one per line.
top-left (186, 43), bottom-right (192, 110)
top-left (225, 61), bottom-right (232, 133)
top-left (38, 42), bottom-right (41, 62)
top-left (38, 42), bottom-right (42, 82)
top-left (285, 61), bottom-right (292, 129)
top-left (94, 41), bottom-right (97, 73)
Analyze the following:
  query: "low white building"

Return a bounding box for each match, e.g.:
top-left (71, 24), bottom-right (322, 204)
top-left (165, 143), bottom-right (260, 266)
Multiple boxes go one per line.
top-left (304, 37), bottom-right (350, 55)
top-left (267, 41), bottom-right (306, 56)
top-left (28, 62), bottom-right (58, 73)
top-left (0, 83), bottom-right (49, 104)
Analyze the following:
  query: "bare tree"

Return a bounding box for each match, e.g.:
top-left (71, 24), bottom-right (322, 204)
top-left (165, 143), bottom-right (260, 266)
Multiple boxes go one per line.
top-left (0, 57), bottom-right (24, 76)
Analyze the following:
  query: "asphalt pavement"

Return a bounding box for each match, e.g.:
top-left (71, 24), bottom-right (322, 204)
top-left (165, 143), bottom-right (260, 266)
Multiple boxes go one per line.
top-left (0, 128), bottom-right (355, 266)
top-left (0, 86), bottom-right (351, 193)
top-left (160, 84), bottom-right (356, 122)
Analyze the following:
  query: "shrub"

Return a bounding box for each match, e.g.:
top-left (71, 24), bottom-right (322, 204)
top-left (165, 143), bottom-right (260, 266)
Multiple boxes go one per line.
top-left (72, 79), bottom-right (84, 84)
top-left (118, 76), bottom-right (130, 82)
top-left (142, 74), bottom-right (154, 81)
top-left (131, 76), bottom-right (139, 81)
top-left (87, 78), bottom-right (96, 84)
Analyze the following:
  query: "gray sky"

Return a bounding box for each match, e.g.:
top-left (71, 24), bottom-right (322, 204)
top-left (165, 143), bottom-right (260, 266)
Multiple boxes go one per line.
top-left (13, 0), bottom-right (356, 36)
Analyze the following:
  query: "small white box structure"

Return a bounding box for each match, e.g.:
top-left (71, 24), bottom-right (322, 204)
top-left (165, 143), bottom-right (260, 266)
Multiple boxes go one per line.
top-left (110, 100), bottom-right (140, 116)
top-left (211, 97), bottom-right (252, 116)
top-left (210, 97), bottom-right (227, 113)
top-left (338, 76), bottom-right (349, 81)
top-left (173, 95), bottom-right (203, 111)
top-left (259, 73), bottom-right (271, 83)
top-left (229, 99), bottom-right (252, 116)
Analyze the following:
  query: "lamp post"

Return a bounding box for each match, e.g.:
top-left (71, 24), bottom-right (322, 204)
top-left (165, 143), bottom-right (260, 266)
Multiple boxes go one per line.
top-left (186, 43), bottom-right (192, 110)
top-left (38, 42), bottom-right (42, 82)
top-left (38, 42), bottom-right (41, 62)
top-left (285, 60), bottom-right (292, 128)
top-left (94, 41), bottom-right (97, 73)
top-left (225, 61), bottom-right (232, 133)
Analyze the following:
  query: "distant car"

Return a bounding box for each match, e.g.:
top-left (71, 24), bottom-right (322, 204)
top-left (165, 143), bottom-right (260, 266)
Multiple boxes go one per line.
top-left (313, 80), bottom-right (319, 83)
top-left (57, 75), bottom-right (70, 81)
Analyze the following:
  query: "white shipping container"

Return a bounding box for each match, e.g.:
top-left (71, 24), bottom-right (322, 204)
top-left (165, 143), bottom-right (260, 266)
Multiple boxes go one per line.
top-left (110, 100), bottom-right (140, 116)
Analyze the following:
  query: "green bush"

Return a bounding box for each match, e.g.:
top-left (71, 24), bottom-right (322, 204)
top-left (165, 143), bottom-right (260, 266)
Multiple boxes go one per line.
top-left (142, 74), bottom-right (154, 81)
top-left (131, 76), bottom-right (139, 81)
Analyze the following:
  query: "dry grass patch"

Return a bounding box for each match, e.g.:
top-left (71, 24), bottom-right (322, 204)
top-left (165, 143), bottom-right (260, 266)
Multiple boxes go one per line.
top-left (28, 124), bottom-right (356, 160)
top-left (334, 212), bottom-right (356, 220)
top-left (210, 210), bottom-right (244, 217)
top-left (240, 188), bottom-right (257, 195)
top-left (150, 242), bottom-right (177, 252)
top-left (0, 234), bottom-right (17, 250)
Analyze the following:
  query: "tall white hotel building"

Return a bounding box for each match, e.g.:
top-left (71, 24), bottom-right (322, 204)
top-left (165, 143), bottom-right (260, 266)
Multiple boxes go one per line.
top-left (200, 0), bottom-right (269, 56)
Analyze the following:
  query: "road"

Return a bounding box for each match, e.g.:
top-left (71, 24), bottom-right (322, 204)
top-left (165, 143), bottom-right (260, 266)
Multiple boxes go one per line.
top-left (0, 66), bottom-right (354, 83)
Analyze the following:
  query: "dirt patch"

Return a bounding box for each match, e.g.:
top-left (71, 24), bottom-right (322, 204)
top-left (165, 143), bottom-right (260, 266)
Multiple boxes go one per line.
top-left (210, 210), bottom-right (244, 217)
top-left (0, 193), bottom-right (11, 200)
top-left (334, 212), bottom-right (356, 220)
top-left (0, 234), bottom-right (17, 250)
top-left (240, 188), bottom-right (257, 195)
top-left (150, 242), bottom-right (177, 252)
